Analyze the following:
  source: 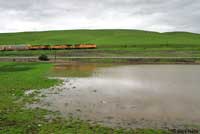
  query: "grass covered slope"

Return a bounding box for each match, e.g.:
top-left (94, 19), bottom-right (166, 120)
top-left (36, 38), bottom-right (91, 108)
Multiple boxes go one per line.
top-left (0, 29), bottom-right (200, 49)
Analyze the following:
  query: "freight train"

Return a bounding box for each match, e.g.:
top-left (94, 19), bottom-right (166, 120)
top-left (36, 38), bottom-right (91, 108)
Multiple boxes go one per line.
top-left (0, 44), bottom-right (96, 51)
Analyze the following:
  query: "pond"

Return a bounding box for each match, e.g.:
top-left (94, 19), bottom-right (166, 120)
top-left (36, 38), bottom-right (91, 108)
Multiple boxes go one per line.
top-left (32, 64), bottom-right (200, 129)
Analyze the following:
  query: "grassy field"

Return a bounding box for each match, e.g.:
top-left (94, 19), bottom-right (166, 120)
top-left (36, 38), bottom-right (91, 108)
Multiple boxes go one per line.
top-left (0, 29), bottom-right (200, 49)
top-left (0, 29), bottom-right (200, 57)
top-left (0, 62), bottom-right (169, 134)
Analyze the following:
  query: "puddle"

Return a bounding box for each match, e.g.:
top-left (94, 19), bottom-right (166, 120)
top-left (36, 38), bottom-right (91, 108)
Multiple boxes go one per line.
top-left (30, 64), bottom-right (200, 129)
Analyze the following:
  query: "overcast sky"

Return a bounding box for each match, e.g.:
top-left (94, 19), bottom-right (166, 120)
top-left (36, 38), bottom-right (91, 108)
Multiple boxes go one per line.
top-left (0, 0), bottom-right (199, 33)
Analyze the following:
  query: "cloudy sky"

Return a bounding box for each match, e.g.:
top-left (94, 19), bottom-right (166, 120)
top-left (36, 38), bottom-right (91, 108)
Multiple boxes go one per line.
top-left (0, 0), bottom-right (199, 33)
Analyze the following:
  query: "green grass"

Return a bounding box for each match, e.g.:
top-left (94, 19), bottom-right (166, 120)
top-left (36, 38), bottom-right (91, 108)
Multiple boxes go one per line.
top-left (0, 62), bottom-right (58, 133)
top-left (0, 29), bottom-right (200, 49)
top-left (0, 62), bottom-right (169, 134)
top-left (0, 29), bottom-right (200, 58)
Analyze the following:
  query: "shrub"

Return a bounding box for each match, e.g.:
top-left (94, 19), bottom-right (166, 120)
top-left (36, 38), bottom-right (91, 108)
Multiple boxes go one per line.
top-left (38, 54), bottom-right (49, 61)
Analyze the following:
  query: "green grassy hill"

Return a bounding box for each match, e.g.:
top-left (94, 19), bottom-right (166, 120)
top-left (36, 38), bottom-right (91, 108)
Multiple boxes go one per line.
top-left (0, 29), bottom-right (200, 49)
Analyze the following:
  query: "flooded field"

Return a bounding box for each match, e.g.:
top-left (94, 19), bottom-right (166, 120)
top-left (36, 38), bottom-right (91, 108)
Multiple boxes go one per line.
top-left (30, 64), bottom-right (200, 129)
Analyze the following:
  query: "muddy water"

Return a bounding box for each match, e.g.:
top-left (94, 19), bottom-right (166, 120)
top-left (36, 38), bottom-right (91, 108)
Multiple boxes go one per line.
top-left (34, 64), bottom-right (200, 129)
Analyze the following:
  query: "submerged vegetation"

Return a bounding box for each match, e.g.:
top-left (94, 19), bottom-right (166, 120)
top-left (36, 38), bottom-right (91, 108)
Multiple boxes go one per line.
top-left (0, 62), bottom-right (169, 134)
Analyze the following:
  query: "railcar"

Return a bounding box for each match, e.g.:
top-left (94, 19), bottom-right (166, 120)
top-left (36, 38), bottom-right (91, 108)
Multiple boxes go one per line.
top-left (28, 45), bottom-right (50, 50)
top-left (75, 44), bottom-right (96, 49)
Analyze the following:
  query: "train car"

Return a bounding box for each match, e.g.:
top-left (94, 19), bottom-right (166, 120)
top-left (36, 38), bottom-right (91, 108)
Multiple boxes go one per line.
top-left (28, 45), bottom-right (50, 50)
top-left (5, 45), bottom-right (15, 51)
top-left (0, 45), bottom-right (28, 51)
top-left (49, 45), bottom-right (73, 50)
top-left (75, 44), bottom-right (96, 49)
top-left (50, 45), bottom-right (66, 50)
top-left (0, 46), bottom-right (5, 51)
top-left (68, 45), bottom-right (75, 49)
top-left (13, 45), bottom-right (29, 51)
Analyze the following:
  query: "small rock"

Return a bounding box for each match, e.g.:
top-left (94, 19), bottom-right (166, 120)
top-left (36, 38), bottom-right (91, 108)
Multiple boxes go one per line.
top-left (101, 100), bottom-right (107, 104)
top-left (64, 103), bottom-right (69, 106)
top-left (131, 105), bottom-right (137, 109)
top-left (106, 116), bottom-right (114, 120)
top-left (76, 109), bottom-right (81, 112)
top-left (24, 90), bottom-right (35, 96)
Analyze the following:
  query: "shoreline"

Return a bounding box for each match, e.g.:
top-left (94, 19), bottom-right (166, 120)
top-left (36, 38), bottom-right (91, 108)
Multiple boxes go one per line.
top-left (0, 56), bottom-right (200, 64)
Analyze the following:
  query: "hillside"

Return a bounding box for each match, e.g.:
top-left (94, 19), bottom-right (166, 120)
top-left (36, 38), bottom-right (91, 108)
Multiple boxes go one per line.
top-left (0, 29), bottom-right (200, 49)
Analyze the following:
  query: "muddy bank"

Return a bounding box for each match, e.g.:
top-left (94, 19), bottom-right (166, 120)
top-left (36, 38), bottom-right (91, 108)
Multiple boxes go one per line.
top-left (1, 56), bottom-right (200, 64)
top-left (67, 57), bottom-right (200, 64)
top-left (28, 64), bottom-right (200, 129)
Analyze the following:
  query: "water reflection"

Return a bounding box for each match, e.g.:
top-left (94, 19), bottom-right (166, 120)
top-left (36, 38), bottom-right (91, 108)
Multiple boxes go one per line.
top-left (51, 63), bottom-right (98, 77)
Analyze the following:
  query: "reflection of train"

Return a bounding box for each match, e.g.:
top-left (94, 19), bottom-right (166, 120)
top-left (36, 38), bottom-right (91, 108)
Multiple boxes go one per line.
top-left (0, 44), bottom-right (96, 51)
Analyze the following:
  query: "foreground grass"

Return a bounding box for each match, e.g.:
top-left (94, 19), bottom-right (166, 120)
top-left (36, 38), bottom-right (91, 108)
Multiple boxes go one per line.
top-left (0, 62), bottom-right (169, 134)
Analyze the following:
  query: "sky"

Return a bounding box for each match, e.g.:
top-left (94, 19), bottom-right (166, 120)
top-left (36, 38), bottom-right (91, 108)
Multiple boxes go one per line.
top-left (0, 0), bottom-right (199, 33)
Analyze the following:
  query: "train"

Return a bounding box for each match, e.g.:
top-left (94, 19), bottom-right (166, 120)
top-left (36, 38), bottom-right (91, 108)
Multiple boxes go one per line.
top-left (0, 44), bottom-right (96, 51)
